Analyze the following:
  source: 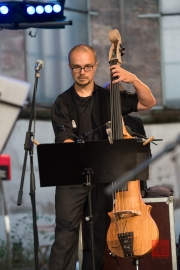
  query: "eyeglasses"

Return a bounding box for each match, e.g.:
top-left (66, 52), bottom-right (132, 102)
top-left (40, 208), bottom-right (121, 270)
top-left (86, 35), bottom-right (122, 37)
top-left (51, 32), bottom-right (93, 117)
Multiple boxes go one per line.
top-left (70, 63), bottom-right (96, 73)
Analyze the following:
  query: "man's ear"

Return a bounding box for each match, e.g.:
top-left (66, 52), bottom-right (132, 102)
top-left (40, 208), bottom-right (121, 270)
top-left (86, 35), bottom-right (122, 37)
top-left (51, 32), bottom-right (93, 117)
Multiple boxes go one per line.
top-left (68, 64), bottom-right (74, 73)
top-left (94, 62), bottom-right (98, 71)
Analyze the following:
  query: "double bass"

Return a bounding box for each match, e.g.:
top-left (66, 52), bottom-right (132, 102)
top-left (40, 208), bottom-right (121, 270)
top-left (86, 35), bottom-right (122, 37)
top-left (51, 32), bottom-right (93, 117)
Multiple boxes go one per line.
top-left (106, 29), bottom-right (159, 259)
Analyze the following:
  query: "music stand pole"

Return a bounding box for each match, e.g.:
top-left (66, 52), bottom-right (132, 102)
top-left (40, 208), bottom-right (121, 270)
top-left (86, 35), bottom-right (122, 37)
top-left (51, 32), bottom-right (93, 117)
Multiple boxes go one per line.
top-left (83, 168), bottom-right (96, 270)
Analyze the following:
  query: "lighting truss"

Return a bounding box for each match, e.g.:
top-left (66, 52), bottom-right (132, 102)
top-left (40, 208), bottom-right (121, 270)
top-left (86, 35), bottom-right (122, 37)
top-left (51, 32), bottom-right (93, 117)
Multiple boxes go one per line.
top-left (0, 1), bottom-right (72, 29)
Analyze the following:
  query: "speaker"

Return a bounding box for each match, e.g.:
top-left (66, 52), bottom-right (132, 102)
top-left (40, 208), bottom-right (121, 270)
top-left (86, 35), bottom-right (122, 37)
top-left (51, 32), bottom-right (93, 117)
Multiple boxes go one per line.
top-left (103, 197), bottom-right (177, 270)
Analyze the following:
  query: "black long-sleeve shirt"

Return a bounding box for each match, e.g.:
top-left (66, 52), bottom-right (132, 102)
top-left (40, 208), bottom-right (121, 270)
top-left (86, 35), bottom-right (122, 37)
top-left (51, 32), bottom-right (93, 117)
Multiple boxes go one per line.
top-left (51, 84), bottom-right (138, 143)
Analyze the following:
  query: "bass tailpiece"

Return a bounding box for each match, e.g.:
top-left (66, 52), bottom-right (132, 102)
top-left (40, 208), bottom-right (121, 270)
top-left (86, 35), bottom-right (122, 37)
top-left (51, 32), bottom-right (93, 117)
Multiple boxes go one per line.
top-left (118, 232), bottom-right (134, 257)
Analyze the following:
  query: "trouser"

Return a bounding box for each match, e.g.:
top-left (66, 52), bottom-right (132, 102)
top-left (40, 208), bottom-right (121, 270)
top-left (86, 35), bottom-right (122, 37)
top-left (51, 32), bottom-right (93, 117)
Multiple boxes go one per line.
top-left (49, 184), bottom-right (112, 270)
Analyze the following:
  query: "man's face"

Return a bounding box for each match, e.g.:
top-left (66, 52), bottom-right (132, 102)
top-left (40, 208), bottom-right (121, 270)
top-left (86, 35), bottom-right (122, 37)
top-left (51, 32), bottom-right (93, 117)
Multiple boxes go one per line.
top-left (69, 50), bottom-right (98, 87)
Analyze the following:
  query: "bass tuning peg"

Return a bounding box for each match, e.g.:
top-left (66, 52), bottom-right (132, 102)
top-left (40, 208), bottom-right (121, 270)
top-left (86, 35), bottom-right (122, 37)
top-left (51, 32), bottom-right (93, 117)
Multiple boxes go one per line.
top-left (120, 44), bottom-right (125, 51)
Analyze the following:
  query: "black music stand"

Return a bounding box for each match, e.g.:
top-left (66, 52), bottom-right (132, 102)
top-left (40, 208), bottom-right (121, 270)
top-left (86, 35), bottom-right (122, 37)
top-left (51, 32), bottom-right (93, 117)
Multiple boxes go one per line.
top-left (36, 139), bottom-right (150, 270)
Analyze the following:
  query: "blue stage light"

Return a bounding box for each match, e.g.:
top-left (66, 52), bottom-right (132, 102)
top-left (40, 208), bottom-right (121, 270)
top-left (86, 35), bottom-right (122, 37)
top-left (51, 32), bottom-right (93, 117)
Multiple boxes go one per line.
top-left (53, 4), bottom-right (61, 13)
top-left (44, 5), bottom-right (52, 14)
top-left (0, 5), bottom-right (9, 14)
top-left (0, 1), bottom-right (72, 29)
top-left (27, 6), bottom-right (35, 15)
top-left (36, 5), bottom-right (44, 14)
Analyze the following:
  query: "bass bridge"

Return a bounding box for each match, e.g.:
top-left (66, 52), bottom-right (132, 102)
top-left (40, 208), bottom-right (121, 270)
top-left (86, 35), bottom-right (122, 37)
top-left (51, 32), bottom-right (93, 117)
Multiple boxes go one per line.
top-left (114, 210), bottom-right (141, 220)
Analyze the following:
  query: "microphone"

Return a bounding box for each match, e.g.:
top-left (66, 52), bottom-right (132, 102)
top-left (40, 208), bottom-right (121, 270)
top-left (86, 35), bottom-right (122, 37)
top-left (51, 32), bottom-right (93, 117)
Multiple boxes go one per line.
top-left (59, 125), bottom-right (79, 141)
top-left (106, 121), bottom-right (113, 144)
top-left (35, 59), bottom-right (44, 71)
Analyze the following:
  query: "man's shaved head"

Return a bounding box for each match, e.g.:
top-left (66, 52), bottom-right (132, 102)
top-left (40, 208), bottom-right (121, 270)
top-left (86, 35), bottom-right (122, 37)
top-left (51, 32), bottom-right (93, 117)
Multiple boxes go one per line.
top-left (68, 44), bottom-right (97, 64)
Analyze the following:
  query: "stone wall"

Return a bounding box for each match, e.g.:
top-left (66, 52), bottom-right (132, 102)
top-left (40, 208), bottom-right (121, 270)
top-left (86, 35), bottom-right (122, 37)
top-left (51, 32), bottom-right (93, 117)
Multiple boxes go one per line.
top-left (90, 0), bottom-right (161, 106)
top-left (0, 29), bottom-right (26, 81)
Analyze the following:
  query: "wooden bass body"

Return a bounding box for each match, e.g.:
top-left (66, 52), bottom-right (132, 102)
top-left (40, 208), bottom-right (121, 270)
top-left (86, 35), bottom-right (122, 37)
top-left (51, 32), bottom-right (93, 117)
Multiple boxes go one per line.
top-left (107, 180), bottom-right (159, 258)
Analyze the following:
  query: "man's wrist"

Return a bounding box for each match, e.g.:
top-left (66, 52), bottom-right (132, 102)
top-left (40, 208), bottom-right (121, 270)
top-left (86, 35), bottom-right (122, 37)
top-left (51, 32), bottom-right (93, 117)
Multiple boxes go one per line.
top-left (131, 75), bottom-right (138, 85)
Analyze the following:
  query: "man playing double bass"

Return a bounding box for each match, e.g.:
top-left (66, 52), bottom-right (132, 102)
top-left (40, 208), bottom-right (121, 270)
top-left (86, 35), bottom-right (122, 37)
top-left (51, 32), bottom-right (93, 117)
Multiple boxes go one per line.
top-left (49, 44), bottom-right (156, 270)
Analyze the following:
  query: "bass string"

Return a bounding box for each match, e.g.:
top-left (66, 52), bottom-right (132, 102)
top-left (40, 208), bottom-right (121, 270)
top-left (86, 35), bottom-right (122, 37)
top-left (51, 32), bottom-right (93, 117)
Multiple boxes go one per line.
top-left (111, 81), bottom-right (127, 217)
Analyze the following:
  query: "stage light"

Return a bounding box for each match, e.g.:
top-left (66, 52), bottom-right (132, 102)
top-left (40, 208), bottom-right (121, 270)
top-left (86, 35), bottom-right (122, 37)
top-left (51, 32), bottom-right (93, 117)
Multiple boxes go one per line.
top-left (27, 6), bottom-right (35, 15)
top-left (53, 4), bottom-right (61, 13)
top-left (0, 6), bottom-right (9, 14)
top-left (0, 1), bottom-right (72, 29)
top-left (44, 5), bottom-right (53, 14)
top-left (36, 5), bottom-right (44, 14)
top-left (27, 6), bottom-right (36, 15)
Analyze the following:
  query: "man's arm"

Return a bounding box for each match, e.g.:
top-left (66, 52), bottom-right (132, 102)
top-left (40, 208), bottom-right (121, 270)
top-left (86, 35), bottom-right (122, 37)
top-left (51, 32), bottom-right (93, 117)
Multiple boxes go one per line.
top-left (51, 97), bottom-right (75, 143)
top-left (110, 65), bottom-right (156, 110)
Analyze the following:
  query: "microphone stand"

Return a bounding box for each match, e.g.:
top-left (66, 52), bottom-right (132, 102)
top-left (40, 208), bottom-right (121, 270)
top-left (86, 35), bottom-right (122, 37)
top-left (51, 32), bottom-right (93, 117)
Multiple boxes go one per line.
top-left (17, 66), bottom-right (42, 270)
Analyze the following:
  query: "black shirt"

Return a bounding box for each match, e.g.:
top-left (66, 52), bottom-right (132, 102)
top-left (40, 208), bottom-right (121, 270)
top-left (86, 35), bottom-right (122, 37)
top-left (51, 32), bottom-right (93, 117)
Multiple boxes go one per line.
top-left (51, 84), bottom-right (138, 143)
top-left (74, 90), bottom-right (94, 141)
